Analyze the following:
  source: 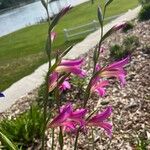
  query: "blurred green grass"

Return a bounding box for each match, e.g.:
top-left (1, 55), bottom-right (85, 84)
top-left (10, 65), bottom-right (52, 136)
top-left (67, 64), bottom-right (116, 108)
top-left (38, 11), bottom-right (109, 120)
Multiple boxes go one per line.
top-left (0, 0), bottom-right (138, 90)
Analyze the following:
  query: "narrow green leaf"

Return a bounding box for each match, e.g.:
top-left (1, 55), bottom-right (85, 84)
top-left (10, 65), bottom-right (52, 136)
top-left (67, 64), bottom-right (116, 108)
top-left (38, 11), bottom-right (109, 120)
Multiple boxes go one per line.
top-left (93, 46), bottom-right (98, 65)
top-left (59, 128), bottom-right (64, 150)
top-left (45, 35), bottom-right (51, 58)
top-left (97, 6), bottom-right (103, 27)
top-left (105, 0), bottom-right (113, 7)
top-left (49, 61), bottom-right (60, 73)
top-left (0, 131), bottom-right (17, 150)
top-left (49, 6), bottom-right (70, 31)
top-left (101, 101), bottom-right (109, 105)
top-left (60, 45), bottom-right (73, 58)
top-left (101, 27), bottom-right (114, 42)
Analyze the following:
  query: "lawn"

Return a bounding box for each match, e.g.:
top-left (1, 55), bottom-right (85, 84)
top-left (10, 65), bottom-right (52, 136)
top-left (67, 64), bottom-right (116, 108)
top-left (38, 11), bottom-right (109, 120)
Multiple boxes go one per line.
top-left (0, 0), bottom-right (138, 91)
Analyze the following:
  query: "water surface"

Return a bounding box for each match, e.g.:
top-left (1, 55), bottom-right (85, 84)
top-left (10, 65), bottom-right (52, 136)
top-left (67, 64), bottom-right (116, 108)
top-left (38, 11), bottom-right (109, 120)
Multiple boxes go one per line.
top-left (0, 0), bottom-right (88, 37)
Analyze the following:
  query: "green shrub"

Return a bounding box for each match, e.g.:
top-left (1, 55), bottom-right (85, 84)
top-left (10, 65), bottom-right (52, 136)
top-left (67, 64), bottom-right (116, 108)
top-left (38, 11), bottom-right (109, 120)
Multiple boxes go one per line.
top-left (139, 3), bottom-right (150, 21)
top-left (123, 35), bottom-right (140, 50)
top-left (136, 132), bottom-right (150, 150)
top-left (137, 138), bottom-right (150, 150)
top-left (0, 104), bottom-right (44, 149)
top-left (122, 22), bottom-right (134, 33)
top-left (110, 36), bottom-right (139, 60)
top-left (0, 131), bottom-right (18, 150)
top-left (37, 83), bottom-right (56, 108)
top-left (138, 0), bottom-right (150, 5)
top-left (110, 44), bottom-right (126, 60)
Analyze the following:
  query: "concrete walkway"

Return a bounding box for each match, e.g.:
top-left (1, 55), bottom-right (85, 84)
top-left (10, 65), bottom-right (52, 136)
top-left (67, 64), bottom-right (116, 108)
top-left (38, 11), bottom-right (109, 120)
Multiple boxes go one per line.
top-left (0, 6), bottom-right (141, 113)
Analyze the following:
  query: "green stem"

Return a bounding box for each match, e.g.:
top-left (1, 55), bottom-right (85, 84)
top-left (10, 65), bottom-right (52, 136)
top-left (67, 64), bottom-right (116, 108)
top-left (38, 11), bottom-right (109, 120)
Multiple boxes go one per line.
top-left (84, 18), bottom-right (104, 107)
top-left (84, 4), bottom-right (108, 107)
top-left (41, 6), bottom-right (52, 150)
top-left (59, 127), bottom-right (64, 150)
top-left (51, 128), bottom-right (55, 150)
top-left (93, 5), bottom-right (107, 74)
top-left (96, 5), bottom-right (107, 62)
top-left (83, 80), bottom-right (92, 108)
top-left (46, 7), bottom-right (52, 68)
top-left (91, 128), bottom-right (95, 150)
top-left (74, 130), bottom-right (80, 150)
top-left (41, 71), bottom-right (50, 150)
top-left (46, 8), bottom-right (51, 27)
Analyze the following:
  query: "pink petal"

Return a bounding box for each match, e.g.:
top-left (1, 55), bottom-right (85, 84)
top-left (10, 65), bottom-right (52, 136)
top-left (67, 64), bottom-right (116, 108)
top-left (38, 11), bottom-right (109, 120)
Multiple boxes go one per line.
top-left (118, 74), bottom-right (126, 87)
top-left (98, 122), bottom-right (112, 137)
top-left (62, 121), bottom-right (76, 133)
top-left (49, 104), bottom-right (72, 128)
top-left (113, 22), bottom-right (126, 30)
top-left (71, 109), bottom-right (87, 118)
top-left (91, 80), bottom-right (109, 97)
top-left (95, 88), bottom-right (106, 97)
top-left (89, 106), bottom-right (112, 123)
top-left (48, 72), bottom-right (59, 92)
top-left (60, 80), bottom-right (71, 91)
top-left (55, 66), bottom-right (86, 77)
top-left (95, 64), bottom-right (101, 71)
top-left (51, 32), bottom-right (57, 42)
top-left (49, 72), bottom-right (58, 85)
top-left (60, 58), bottom-right (84, 66)
top-left (100, 70), bottom-right (125, 78)
top-left (107, 56), bottom-right (129, 69)
top-left (94, 80), bottom-right (109, 88)
top-left (60, 103), bottom-right (72, 113)
top-left (70, 109), bottom-right (87, 126)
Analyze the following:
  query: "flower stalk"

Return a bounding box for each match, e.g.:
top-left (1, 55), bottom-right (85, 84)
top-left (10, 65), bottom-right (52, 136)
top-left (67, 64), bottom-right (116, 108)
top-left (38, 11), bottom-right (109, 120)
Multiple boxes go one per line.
top-left (40, 0), bottom-right (129, 150)
top-left (74, 130), bottom-right (80, 150)
top-left (51, 128), bottom-right (55, 150)
top-left (41, 1), bottom-right (52, 149)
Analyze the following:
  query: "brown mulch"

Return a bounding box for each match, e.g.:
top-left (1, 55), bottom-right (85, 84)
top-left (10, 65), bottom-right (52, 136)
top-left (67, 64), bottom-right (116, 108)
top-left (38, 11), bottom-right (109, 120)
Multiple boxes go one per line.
top-left (46, 20), bottom-right (150, 150)
top-left (0, 20), bottom-right (150, 150)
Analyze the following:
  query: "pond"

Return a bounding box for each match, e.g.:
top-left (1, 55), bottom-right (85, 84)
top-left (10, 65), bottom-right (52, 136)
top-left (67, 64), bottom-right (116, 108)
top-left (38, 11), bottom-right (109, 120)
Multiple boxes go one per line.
top-left (0, 0), bottom-right (88, 37)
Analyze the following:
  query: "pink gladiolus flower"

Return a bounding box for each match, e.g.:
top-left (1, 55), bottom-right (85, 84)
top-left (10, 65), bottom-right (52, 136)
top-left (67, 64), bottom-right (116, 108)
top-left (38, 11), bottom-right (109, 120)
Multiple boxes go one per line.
top-left (59, 80), bottom-right (71, 91)
top-left (98, 57), bottom-right (129, 86)
top-left (113, 22), bottom-right (126, 31)
top-left (0, 92), bottom-right (4, 97)
top-left (48, 103), bottom-right (87, 133)
top-left (49, 72), bottom-right (71, 92)
top-left (95, 64), bottom-right (101, 71)
top-left (91, 80), bottom-right (109, 97)
top-left (51, 32), bottom-right (57, 42)
top-left (49, 72), bottom-right (58, 92)
top-left (55, 58), bottom-right (86, 77)
top-left (87, 106), bottom-right (112, 137)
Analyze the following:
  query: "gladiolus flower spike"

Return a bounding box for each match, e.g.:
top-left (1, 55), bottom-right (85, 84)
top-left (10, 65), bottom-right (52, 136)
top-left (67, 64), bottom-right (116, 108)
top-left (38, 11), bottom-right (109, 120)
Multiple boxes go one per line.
top-left (98, 56), bottom-right (129, 86)
top-left (55, 58), bottom-right (86, 78)
top-left (48, 103), bottom-right (87, 133)
top-left (59, 80), bottom-right (71, 91)
top-left (91, 79), bottom-right (109, 97)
